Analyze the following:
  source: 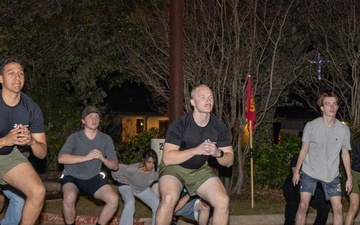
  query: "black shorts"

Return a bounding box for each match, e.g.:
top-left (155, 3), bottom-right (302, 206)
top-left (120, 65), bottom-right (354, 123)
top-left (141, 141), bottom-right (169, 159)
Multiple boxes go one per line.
top-left (61, 174), bottom-right (108, 196)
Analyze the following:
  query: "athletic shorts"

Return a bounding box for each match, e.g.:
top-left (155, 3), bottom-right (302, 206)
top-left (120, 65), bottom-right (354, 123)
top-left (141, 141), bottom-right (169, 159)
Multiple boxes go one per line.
top-left (0, 147), bottom-right (29, 185)
top-left (159, 162), bottom-right (216, 196)
top-left (174, 198), bottom-right (200, 221)
top-left (300, 172), bottom-right (341, 200)
top-left (351, 170), bottom-right (360, 195)
top-left (61, 174), bottom-right (108, 196)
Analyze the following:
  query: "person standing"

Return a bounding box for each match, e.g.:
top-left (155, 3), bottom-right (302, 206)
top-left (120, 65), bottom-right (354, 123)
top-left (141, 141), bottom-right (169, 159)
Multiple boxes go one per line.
top-left (0, 57), bottom-right (47, 225)
top-left (58, 106), bottom-right (119, 225)
top-left (345, 136), bottom-right (360, 225)
top-left (292, 92), bottom-right (352, 225)
top-left (283, 154), bottom-right (330, 225)
top-left (112, 149), bottom-right (159, 225)
top-left (155, 84), bottom-right (234, 225)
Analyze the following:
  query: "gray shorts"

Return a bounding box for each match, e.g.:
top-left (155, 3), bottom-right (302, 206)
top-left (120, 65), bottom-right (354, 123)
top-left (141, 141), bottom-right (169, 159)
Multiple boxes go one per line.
top-left (300, 172), bottom-right (341, 200)
top-left (174, 198), bottom-right (200, 221)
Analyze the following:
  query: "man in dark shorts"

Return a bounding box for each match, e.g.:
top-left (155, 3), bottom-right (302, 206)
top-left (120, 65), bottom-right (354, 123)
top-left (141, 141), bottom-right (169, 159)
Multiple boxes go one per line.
top-left (0, 57), bottom-right (47, 225)
top-left (156, 84), bottom-right (234, 225)
top-left (58, 106), bottom-right (119, 225)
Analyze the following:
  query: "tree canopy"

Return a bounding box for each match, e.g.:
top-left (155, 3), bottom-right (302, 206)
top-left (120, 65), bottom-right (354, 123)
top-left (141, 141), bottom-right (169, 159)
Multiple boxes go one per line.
top-left (1, 0), bottom-right (360, 192)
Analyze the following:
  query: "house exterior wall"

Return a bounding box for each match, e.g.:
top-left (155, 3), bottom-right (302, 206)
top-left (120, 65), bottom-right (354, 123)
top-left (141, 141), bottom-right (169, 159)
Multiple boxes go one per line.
top-left (120, 115), bottom-right (168, 143)
top-left (279, 118), bottom-right (309, 137)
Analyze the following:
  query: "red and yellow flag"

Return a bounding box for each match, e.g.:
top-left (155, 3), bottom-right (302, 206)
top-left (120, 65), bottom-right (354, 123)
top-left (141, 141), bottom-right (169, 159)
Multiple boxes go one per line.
top-left (246, 75), bottom-right (256, 130)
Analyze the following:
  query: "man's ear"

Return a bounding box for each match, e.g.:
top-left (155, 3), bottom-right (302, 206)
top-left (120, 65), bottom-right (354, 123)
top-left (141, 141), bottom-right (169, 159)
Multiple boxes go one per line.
top-left (0, 75), bottom-right (3, 84)
top-left (190, 99), bottom-right (195, 107)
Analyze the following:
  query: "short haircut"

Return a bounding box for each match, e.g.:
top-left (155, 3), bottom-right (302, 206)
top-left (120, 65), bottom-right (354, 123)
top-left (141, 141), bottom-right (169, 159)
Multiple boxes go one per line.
top-left (317, 92), bottom-right (339, 108)
top-left (0, 57), bottom-right (22, 75)
top-left (190, 84), bottom-right (210, 99)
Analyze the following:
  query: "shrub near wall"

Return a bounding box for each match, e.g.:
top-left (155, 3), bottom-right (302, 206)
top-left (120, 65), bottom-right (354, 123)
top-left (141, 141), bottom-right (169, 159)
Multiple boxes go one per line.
top-left (116, 128), bottom-right (164, 164)
top-left (253, 131), bottom-right (301, 188)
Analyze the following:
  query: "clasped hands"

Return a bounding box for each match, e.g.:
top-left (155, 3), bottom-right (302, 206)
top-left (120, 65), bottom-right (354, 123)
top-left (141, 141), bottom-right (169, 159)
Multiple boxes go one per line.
top-left (199, 139), bottom-right (220, 157)
top-left (4, 124), bottom-right (34, 146)
top-left (87, 149), bottom-right (105, 161)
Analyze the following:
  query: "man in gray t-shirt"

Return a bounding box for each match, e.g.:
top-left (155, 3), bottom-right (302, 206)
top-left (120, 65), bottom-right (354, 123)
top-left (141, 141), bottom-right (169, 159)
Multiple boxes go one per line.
top-left (292, 92), bottom-right (352, 225)
top-left (58, 106), bottom-right (119, 225)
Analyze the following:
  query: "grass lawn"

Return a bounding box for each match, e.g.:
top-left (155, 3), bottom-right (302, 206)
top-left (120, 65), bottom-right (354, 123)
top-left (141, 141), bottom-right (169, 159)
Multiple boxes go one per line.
top-left (40, 194), bottom-right (286, 219)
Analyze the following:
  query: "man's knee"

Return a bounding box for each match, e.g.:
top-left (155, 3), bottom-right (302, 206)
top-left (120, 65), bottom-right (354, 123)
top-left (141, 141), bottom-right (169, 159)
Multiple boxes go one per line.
top-left (27, 183), bottom-right (46, 200)
top-left (160, 193), bottom-right (178, 208)
top-left (106, 193), bottom-right (119, 208)
top-left (298, 201), bottom-right (310, 213)
top-left (332, 202), bottom-right (343, 215)
top-left (63, 192), bottom-right (77, 206)
top-left (211, 192), bottom-right (229, 209)
top-left (97, 186), bottom-right (118, 208)
top-left (349, 203), bottom-right (359, 213)
top-left (219, 195), bottom-right (229, 209)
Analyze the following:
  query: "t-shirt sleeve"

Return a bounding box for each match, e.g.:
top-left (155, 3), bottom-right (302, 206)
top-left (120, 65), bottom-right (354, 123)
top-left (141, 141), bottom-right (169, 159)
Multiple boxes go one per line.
top-left (217, 121), bottom-right (232, 148)
top-left (343, 126), bottom-right (351, 150)
top-left (301, 122), bottom-right (311, 143)
top-left (58, 134), bottom-right (77, 157)
top-left (29, 103), bottom-right (44, 134)
top-left (104, 135), bottom-right (118, 160)
top-left (165, 119), bottom-right (184, 146)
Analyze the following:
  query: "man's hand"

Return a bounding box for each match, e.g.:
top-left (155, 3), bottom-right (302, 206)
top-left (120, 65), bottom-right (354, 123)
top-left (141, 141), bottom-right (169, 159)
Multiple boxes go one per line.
top-left (18, 124), bottom-right (35, 146)
top-left (2, 124), bottom-right (33, 147)
top-left (292, 172), bottom-right (300, 186)
top-left (86, 149), bottom-right (104, 161)
top-left (346, 178), bottom-right (352, 195)
top-left (200, 139), bottom-right (218, 156)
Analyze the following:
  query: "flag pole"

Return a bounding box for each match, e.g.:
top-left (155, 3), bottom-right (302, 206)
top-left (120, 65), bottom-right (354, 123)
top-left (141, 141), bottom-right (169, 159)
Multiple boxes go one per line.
top-left (246, 74), bottom-right (256, 208)
top-left (249, 120), bottom-right (254, 208)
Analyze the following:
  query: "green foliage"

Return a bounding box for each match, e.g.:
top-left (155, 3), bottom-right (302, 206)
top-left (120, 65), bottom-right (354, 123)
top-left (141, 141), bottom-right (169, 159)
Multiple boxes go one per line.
top-left (45, 111), bottom-right (81, 171)
top-left (252, 131), bottom-right (301, 188)
top-left (0, 0), bottom-right (135, 172)
top-left (116, 128), bottom-right (164, 164)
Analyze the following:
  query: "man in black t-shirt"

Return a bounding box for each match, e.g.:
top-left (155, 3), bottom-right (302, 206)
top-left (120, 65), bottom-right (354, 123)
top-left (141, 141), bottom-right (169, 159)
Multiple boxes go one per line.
top-left (156, 84), bottom-right (234, 225)
top-left (0, 57), bottom-right (47, 225)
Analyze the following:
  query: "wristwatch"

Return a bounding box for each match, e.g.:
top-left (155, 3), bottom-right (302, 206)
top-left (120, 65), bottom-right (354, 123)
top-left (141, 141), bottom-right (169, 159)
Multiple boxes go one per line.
top-left (215, 149), bottom-right (224, 158)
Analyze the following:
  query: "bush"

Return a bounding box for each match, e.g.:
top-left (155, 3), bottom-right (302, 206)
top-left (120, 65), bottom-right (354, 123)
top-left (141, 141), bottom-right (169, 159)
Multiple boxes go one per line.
top-left (252, 131), bottom-right (301, 188)
top-left (116, 128), bottom-right (164, 164)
